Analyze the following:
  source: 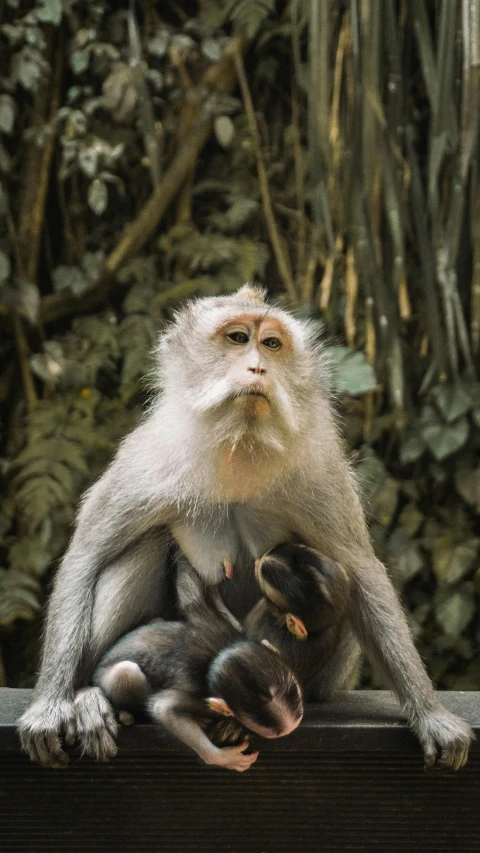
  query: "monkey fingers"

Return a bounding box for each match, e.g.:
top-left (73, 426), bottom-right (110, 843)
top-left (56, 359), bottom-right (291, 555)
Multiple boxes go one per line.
top-left (118, 710), bottom-right (135, 726)
top-left (214, 741), bottom-right (259, 772)
top-left (74, 686), bottom-right (119, 761)
top-left (413, 705), bottom-right (474, 772)
top-left (17, 698), bottom-right (76, 769)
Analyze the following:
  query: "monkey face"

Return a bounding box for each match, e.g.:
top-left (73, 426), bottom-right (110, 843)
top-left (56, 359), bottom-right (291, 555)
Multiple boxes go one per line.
top-left (156, 286), bottom-right (320, 438)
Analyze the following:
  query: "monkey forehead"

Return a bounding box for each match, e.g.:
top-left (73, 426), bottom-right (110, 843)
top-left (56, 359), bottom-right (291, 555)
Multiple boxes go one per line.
top-left (157, 287), bottom-right (319, 363)
top-left (203, 308), bottom-right (310, 351)
top-left (213, 313), bottom-right (293, 342)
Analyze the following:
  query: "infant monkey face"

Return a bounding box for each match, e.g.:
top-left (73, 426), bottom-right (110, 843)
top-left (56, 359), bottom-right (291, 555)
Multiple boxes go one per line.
top-left (208, 642), bottom-right (304, 740)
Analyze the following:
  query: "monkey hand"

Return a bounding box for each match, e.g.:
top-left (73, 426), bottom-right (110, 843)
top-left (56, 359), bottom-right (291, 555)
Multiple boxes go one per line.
top-left (206, 741), bottom-right (259, 772)
top-left (74, 686), bottom-right (119, 762)
top-left (17, 697), bottom-right (77, 769)
top-left (411, 704), bottom-right (474, 771)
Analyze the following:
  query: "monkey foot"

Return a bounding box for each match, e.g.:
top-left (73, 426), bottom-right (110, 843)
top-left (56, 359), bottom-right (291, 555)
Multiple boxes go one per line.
top-left (119, 710), bottom-right (135, 726)
top-left (74, 686), bottom-right (119, 762)
top-left (17, 697), bottom-right (77, 769)
top-left (413, 704), bottom-right (474, 771)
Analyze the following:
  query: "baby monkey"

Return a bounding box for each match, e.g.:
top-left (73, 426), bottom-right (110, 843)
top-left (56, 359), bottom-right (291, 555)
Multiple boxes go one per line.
top-left (93, 557), bottom-right (303, 772)
top-left (244, 542), bottom-right (352, 701)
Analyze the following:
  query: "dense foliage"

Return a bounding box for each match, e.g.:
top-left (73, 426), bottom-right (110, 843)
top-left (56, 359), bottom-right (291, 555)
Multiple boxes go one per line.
top-left (0, 0), bottom-right (479, 690)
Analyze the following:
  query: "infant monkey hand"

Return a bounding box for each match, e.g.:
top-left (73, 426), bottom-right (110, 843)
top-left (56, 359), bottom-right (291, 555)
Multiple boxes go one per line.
top-left (205, 740), bottom-right (259, 772)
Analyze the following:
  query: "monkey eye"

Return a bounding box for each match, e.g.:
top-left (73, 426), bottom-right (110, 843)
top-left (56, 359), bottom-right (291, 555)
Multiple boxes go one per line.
top-left (262, 337), bottom-right (282, 350)
top-left (226, 330), bottom-right (249, 345)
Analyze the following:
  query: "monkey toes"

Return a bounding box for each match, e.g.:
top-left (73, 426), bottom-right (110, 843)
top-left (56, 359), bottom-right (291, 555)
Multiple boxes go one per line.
top-left (74, 686), bottom-right (119, 762)
top-left (413, 705), bottom-right (474, 771)
top-left (17, 698), bottom-right (76, 769)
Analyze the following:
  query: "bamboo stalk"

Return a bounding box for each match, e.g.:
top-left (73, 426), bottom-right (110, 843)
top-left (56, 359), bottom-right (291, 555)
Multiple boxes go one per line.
top-left (233, 45), bottom-right (298, 303)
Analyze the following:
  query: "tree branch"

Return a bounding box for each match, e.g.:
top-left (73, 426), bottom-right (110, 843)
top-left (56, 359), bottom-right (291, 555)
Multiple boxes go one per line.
top-left (38, 35), bottom-right (244, 325)
top-left (232, 45), bottom-right (298, 303)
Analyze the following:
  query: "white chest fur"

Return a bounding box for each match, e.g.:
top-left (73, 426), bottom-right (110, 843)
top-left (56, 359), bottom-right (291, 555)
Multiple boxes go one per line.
top-left (172, 504), bottom-right (291, 584)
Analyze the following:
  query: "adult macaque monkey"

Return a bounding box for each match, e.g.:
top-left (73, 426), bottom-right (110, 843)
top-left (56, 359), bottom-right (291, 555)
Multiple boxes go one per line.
top-left (18, 285), bottom-right (473, 770)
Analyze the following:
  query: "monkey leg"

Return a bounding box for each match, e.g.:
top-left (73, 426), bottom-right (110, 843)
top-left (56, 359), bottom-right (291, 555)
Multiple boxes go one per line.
top-left (90, 530), bottom-right (170, 659)
top-left (96, 660), bottom-right (150, 712)
top-left (18, 530), bottom-right (170, 768)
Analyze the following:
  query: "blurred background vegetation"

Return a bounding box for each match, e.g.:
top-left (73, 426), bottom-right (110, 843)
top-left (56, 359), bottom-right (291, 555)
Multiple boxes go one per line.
top-left (0, 0), bottom-right (479, 690)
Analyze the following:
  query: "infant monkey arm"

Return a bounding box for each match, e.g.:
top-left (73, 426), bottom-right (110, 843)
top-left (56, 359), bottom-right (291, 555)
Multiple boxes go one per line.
top-left (149, 690), bottom-right (258, 772)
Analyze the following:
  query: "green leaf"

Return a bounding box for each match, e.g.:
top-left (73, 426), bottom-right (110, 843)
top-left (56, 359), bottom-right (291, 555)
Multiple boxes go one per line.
top-left (222, 0), bottom-right (276, 39)
top-left (53, 265), bottom-right (89, 296)
top-left (70, 49), bottom-right (90, 75)
top-left (421, 416), bottom-right (469, 460)
top-left (147, 31), bottom-right (170, 57)
top-left (214, 115), bottom-right (235, 148)
top-left (0, 94), bottom-right (16, 134)
top-left (388, 528), bottom-right (424, 588)
top-left (0, 569), bottom-right (41, 628)
top-left (209, 197), bottom-right (259, 233)
top-left (433, 535), bottom-right (479, 584)
top-left (434, 584), bottom-right (476, 636)
top-left (12, 46), bottom-right (47, 92)
top-left (1, 279), bottom-right (39, 323)
top-left (400, 430), bottom-right (426, 464)
top-left (30, 349), bottom-right (65, 382)
top-left (36, 0), bottom-right (63, 25)
top-left (88, 179), bottom-right (108, 215)
top-left (399, 503), bottom-right (424, 536)
top-left (8, 537), bottom-right (52, 576)
top-left (201, 38), bottom-right (223, 61)
top-left (328, 346), bottom-right (377, 396)
top-left (432, 383), bottom-right (472, 423)
top-left (455, 466), bottom-right (480, 512)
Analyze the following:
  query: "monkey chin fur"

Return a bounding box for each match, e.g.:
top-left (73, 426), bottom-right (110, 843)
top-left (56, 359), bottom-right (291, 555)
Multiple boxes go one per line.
top-left (231, 393), bottom-right (270, 420)
top-left (194, 400), bottom-right (302, 502)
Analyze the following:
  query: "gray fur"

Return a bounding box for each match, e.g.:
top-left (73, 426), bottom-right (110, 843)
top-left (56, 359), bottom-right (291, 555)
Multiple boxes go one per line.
top-left (18, 284), bottom-right (474, 769)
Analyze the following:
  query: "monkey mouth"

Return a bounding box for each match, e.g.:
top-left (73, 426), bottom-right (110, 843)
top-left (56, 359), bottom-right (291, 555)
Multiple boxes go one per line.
top-left (232, 388), bottom-right (269, 401)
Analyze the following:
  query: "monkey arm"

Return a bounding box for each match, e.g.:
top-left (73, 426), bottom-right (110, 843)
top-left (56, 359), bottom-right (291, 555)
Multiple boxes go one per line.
top-left (287, 453), bottom-right (474, 770)
top-left (148, 690), bottom-right (258, 773)
top-left (346, 556), bottom-right (473, 770)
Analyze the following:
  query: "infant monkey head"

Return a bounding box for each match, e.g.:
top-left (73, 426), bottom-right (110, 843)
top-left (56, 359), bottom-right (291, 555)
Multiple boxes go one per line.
top-left (255, 543), bottom-right (350, 639)
top-left (207, 640), bottom-right (303, 739)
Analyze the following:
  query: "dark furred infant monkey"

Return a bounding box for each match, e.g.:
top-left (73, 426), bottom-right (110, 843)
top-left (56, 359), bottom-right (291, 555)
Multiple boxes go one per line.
top-left (93, 559), bottom-right (303, 772)
top-left (244, 543), bottom-right (352, 701)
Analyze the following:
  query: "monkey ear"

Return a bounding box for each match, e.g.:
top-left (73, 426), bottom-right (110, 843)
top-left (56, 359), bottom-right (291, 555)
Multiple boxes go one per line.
top-left (285, 613), bottom-right (308, 641)
top-left (207, 698), bottom-right (234, 717)
top-left (261, 639), bottom-right (280, 655)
